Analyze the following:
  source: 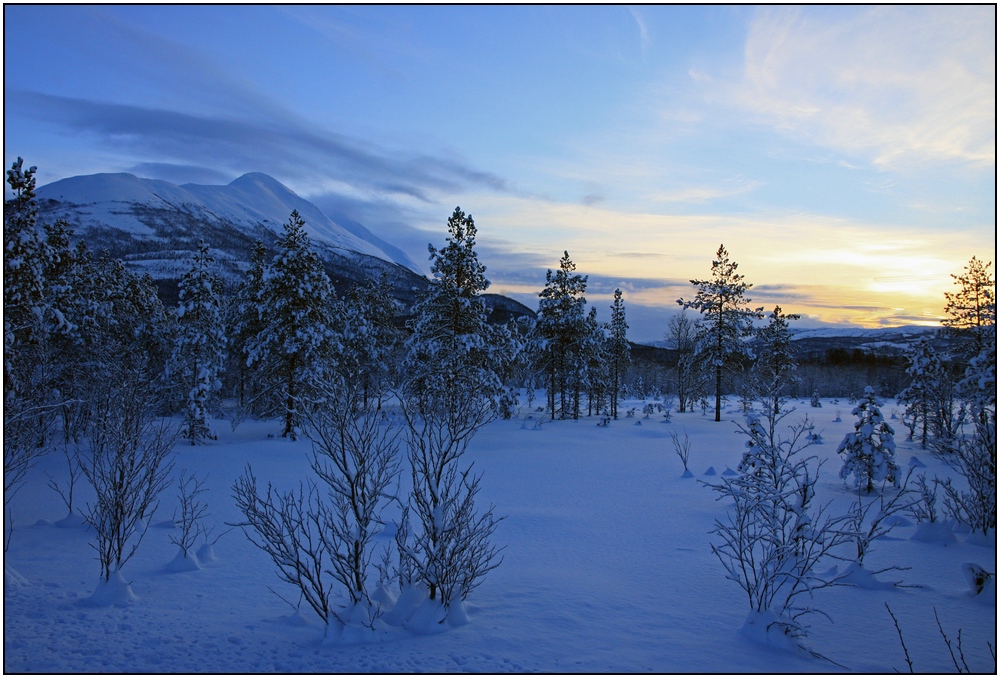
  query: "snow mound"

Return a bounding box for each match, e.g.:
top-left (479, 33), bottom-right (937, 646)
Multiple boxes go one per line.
top-left (839, 562), bottom-right (898, 590)
top-left (703, 466), bottom-right (717, 476)
top-left (739, 610), bottom-right (805, 654)
top-left (85, 571), bottom-right (138, 607)
top-left (196, 543), bottom-right (218, 563)
top-left (54, 512), bottom-right (88, 528)
top-left (5, 565), bottom-right (30, 587)
top-left (910, 522), bottom-right (957, 544)
top-left (405, 598), bottom-right (449, 635)
top-left (907, 456), bottom-right (926, 468)
top-left (165, 548), bottom-right (202, 573)
top-left (961, 562), bottom-right (992, 596)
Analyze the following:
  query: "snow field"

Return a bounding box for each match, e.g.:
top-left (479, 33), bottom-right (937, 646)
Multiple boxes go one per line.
top-left (3, 397), bottom-right (996, 673)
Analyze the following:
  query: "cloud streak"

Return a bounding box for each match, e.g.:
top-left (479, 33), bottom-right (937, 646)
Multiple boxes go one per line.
top-left (13, 91), bottom-right (509, 203)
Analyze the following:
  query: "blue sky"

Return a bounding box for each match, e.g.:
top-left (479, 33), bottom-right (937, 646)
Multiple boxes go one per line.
top-left (4, 4), bottom-right (995, 341)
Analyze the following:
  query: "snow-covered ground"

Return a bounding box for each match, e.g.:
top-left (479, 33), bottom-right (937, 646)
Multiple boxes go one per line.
top-left (4, 396), bottom-right (995, 673)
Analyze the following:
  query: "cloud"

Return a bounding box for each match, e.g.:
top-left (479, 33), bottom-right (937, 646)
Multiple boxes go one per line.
top-left (126, 163), bottom-right (234, 185)
top-left (13, 91), bottom-right (509, 203)
top-left (629, 8), bottom-right (651, 55)
top-left (727, 6), bottom-right (995, 169)
top-left (650, 179), bottom-right (763, 204)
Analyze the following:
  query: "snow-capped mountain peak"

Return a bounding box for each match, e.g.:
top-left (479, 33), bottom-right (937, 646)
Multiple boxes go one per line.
top-left (36, 171), bottom-right (405, 266)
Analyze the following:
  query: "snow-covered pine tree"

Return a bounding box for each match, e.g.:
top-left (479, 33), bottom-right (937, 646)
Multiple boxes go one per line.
top-left (168, 241), bottom-right (227, 444)
top-left (678, 244), bottom-right (763, 422)
top-left (4, 158), bottom-right (49, 413)
top-left (896, 337), bottom-right (956, 449)
top-left (754, 305), bottom-right (800, 415)
top-left (608, 288), bottom-right (631, 419)
top-left (942, 256), bottom-right (996, 360)
top-left (247, 212), bottom-right (338, 439)
top-left (397, 207), bottom-right (507, 618)
top-left (837, 386), bottom-right (900, 494)
top-left (4, 158), bottom-right (54, 549)
top-left (535, 251), bottom-right (588, 420)
top-left (581, 306), bottom-right (609, 417)
top-left (334, 274), bottom-right (401, 409)
top-left (226, 240), bottom-right (268, 425)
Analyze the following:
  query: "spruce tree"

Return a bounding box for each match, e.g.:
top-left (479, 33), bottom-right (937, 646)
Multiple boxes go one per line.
top-left (247, 211), bottom-right (337, 439)
top-left (754, 305), bottom-right (799, 415)
top-left (608, 288), bottom-right (631, 419)
top-left (397, 206), bottom-right (507, 612)
top-left (535, 251), bottom-right (588, 420)
top-left (227, 240), bottom-right (268, 423)
top-left (837, 386), bottom-right (899, 494)
top-left (896, 337), bottom-right (954, 448)
top-left (169, 241), bottom-right (227, 444)
top-left (678, 244), bottom-right (763, 422)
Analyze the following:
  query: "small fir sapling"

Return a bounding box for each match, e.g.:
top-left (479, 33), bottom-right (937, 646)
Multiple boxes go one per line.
top-left (836, 387), bottom-right (900, 494)
top-left (811, 391), bottom-right (822, 408)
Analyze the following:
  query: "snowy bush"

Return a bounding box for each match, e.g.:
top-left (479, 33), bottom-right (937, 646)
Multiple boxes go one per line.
top-left (707, 411), bottom-right (851, 642)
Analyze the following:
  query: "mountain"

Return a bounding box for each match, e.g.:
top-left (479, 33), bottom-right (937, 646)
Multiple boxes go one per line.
top-left (641, 324), bottom-right (944, 359)
top-left (34, 172), bottom-right (429, 307)
top-left (33, 171), bottom-right (534, 322)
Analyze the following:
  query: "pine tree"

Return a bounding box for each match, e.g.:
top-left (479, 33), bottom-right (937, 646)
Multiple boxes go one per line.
top-left (397, 207), bottom-right (507, 612)
top-left (335, 274), bottom-right (401, 409)
top-left (754, 306), bottom-right (800, 415)
top-left (535, 251), bottom-right (588, 419)
top-left (837, 386), bottom-right (899, 494)
top-left (581, 306), bottom-right (609, 417)
top-left (4, 158), bottom-right (48, 407)
top-left (608, 288), bottom-right (631, 419)
top-left (943, 256), bottom-right (996, 359)
top-left (678, 244), bottom-right (763, 422)
top-left (227, 240), bottom-right (268, 423)
top-left (247, 212), bottom-right (338, 439)
top-left (896, 337), bottom-right (956, 448)
top-left (169, 241), bottom-right (227, 444)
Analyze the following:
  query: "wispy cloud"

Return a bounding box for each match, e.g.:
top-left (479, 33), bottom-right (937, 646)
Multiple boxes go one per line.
top-left (13, 91), bottom-right (509, 202)
top-left (629, 8), bottom-right (651, 56)
top-left (728, 6), bottom-right (995, 169)
top-left (649, 179), bottom-right (763, 204)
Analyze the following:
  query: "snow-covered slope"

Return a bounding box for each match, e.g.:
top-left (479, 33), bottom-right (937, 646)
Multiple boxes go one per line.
top-left (36, 172), bottom-right (402, 265)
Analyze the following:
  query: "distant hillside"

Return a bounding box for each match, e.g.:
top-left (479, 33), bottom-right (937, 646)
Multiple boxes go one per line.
top-left (33, 171), bottom-right (534, 321)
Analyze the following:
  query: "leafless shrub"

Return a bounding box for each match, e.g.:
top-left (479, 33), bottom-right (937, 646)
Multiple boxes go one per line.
top-left (169, 470), bottom-right (209, 556)
top-left (78, 378), bottom-right (176, 581)
top-left (669, 429), bottom-right (691, 472)
top-left (707, 411), bottom-right (852, 640)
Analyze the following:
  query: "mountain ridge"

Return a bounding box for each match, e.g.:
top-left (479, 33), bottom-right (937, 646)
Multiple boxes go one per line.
top-left (32, 170), bottom-right (533, 322)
